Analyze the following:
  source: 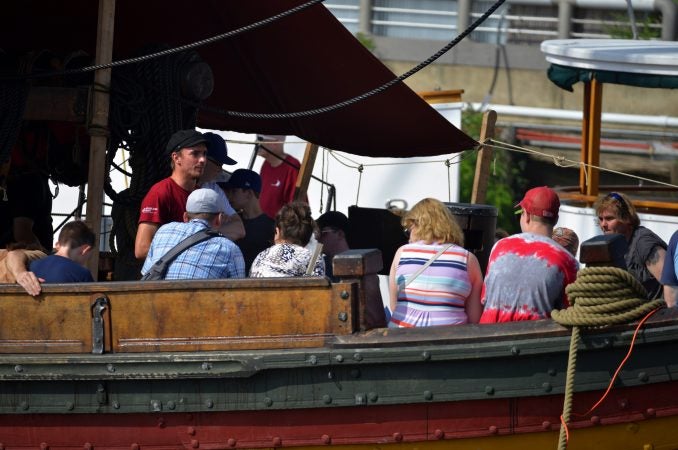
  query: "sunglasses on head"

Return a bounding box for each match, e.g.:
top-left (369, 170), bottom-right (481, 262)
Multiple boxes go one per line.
top-left (606, 192), bottom-right (629, 215)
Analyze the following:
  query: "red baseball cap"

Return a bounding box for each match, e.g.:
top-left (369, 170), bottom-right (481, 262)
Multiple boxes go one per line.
top-left (515, 186), bottom-right (560, 221)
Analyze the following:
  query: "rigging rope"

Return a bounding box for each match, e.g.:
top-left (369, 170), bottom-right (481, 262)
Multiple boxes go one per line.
top-left (6, 0), bottom-right (505, 122)
top-left (6, 0), bottom-right (327, 81)
top-left (106, 47), bottom-right (202, 280)
top-left (0, 56), bottom-right (30, 190)
top-left (488, 139), bottom-right (678, 190)
top-left (550, 266), bottom-right (665, 450)
top-left (192, 0), bottom-right (507, 120)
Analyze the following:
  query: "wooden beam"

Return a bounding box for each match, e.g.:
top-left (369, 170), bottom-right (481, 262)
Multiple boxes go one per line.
top-left (586, 78), bottom-right (603, 199)
top-left (558, 191), bottom-right (678, 214)
top-left (84, 0), bottom-right (115, 280)
top-left (294, 142), bottom-right (319, 202)
top-left (471, 110), bottom-right (497, 204)
top-left (419, 89), bottom-right (465, 104)
top-left (580, 82), bottom-right (591, 195)
top-left (23, 86), bottom-right (87, 122)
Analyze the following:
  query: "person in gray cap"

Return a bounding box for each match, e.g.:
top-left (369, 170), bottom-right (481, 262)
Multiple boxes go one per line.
top-left (135, 129), bottom-right (209, 260)
top-left (141, 189), bottom-right (245, 280)
top-left (220, 169), bottom-right (274, 273)
top-left (199, 132), bottom-right (245, 242)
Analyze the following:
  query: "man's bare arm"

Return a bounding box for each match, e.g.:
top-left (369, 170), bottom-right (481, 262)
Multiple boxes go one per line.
top-left (6, 250), bottom-right (44, 296)
top-left (646, 246), bottom-right (666, 284)
top-left (664, 285), bottom-right (678, 308)
top-left (135, 222), bottom-right (160, 260)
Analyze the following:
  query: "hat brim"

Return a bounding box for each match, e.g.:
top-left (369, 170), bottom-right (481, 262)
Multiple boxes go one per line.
top-left (173, 137), bottom-right (208, 152)
top-left (208, 155), bottom-right (238, 166)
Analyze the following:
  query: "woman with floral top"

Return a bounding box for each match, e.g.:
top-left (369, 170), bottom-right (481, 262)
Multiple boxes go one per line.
top-left (250, 202), bottom-right (325, 278)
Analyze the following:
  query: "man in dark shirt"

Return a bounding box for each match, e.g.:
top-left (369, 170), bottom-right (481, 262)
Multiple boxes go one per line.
top-left (220, 169), bottom-right (275, 274)
top-left (316, 211), bottom-right (350, 281)
top-left (30, 220), bottom-right (95, 283)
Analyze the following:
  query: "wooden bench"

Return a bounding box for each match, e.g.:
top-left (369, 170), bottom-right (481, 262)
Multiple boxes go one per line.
top-left (0, 249), bottom-right (384, 354)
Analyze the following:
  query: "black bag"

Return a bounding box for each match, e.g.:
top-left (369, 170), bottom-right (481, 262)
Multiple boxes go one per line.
top-left (141, 229), bottom-right (221, 281)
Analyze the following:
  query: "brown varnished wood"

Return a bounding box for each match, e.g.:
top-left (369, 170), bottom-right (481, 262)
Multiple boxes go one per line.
top-left (419, 89), bottom-right (464, 104)
top-left (334, 249), bottom-right (386, 330)
top-left (0, 278), bottom-right (355, 354)
top-left (557, 190), bottom-right (678, 215)
top-left (0, 294), bottom-right (92, 353)
top-left (294, 141), bottom-right (319, 202)
top-left (471, 110), bottom-right (497, 205)
top-left (84, 0), bottom-right (116, 279)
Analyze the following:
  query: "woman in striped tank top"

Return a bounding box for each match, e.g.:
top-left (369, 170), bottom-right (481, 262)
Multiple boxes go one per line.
top-left (388, 198), bottom-right (483, 327)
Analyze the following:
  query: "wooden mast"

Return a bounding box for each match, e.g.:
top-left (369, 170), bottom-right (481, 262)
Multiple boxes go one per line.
top-left (580, 78), bottom-right (602, 200)
top-left (471, 110), bottom-right (497, 204)
top-left (85, 0), bottom-right (116, 279)
top-left (294, 142), bottom-right (319, 202)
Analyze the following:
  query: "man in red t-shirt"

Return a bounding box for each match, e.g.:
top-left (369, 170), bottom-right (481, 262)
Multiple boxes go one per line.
top-left (256, 135), bottom-right (305, 219)
top-left (134, 130), bottom-right (208, 260)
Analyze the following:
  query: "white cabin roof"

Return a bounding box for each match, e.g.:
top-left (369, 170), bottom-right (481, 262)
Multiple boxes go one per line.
top-left (540, 39), bottom-right (678, 76)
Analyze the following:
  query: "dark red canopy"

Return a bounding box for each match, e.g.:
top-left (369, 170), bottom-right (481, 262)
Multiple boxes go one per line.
top-left (2, 0), bottom-right (476, 157)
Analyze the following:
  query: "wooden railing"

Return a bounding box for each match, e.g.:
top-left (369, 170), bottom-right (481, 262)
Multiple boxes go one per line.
top-left (555, 185), bottom-right (678, 216)
top-left (0, 250), bottom-right (385, 354)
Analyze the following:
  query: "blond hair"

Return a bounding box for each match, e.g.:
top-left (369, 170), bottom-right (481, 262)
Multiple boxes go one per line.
top-left (403, 198), bottom-right (464, 245)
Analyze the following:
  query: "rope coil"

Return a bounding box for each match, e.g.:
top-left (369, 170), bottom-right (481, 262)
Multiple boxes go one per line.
top-left (551, 266), bottom-right (665, 450)
top-left (552, 267), bottom-right (663, 326)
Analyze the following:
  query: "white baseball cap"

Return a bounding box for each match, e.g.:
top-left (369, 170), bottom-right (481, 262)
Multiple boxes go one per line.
top-left (186, 188), bottom-right (224, 214)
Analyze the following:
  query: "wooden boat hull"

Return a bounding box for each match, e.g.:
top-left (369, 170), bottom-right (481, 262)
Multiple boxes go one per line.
top-left (1, 384), bottom-right (678, 449)
top-left (1, 251), bottom-right (677, 449)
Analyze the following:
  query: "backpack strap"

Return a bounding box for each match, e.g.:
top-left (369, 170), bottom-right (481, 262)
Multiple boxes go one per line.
top-left (141, 229), bottom-right (222, 281)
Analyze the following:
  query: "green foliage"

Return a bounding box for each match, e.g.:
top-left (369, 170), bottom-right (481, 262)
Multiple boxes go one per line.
top-left (355, 32), bottom-right (376, 52)
top-left (459, 110), bottom-right (527, 234)
top-left (604, 13), bottom-right (661, 40)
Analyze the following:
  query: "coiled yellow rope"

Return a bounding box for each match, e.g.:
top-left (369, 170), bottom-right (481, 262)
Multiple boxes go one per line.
top-left (551, 266), bottom-right (665, 450)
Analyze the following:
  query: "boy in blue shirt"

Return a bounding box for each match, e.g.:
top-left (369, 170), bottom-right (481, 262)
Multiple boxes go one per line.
top-left (30, 220), bottom-right (95, 283)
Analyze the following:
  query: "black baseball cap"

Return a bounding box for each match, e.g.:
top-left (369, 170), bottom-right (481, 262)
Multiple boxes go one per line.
top-left (204, 132), bottom-right (237, 166)
top-left (219, 169), bottom-right (262, 193)
top-left (317, 211), bottom-right (349, 234)
top-left (166, 129), bottom-right (208, 153)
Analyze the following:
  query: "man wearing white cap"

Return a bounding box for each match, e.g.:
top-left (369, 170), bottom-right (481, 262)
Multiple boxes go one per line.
top-left (141, 189), bottom-right (245, 280)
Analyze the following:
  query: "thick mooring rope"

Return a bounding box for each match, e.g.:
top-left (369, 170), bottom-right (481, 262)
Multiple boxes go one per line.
top-left (551, 266), bottom-right (665, 450)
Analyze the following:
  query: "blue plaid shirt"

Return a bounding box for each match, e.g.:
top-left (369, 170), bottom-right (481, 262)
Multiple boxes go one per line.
top-left (142, 219), bottom-right (245, 280)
